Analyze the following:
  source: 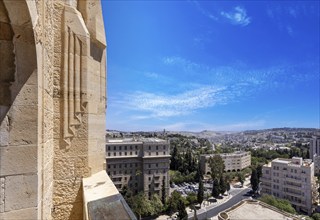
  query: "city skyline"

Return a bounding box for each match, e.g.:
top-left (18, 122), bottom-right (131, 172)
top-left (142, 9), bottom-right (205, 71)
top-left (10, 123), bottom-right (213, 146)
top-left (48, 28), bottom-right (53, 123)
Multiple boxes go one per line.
top-left (102, 1), bottom-right (319, 132)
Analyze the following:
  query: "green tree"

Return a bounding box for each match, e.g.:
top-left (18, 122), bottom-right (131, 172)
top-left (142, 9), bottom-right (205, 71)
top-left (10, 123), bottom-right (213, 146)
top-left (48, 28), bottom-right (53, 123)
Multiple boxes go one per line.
top-left (226, 181), bottom-right (231, 193)
top-left (208, 155), bottom-right (225, 180)
top-left (131, 193), bottom-right (154, 220)
top-left (167, 191), bottom-right (182, 214)
top-left (256, 164), bottom-right (263, 181)
top-left (219, 176), bottom-right (227, 195)
top-left (161, 178), bottom-right (166, 205)
top-left (250, 168), bottom-right (259, 193)
top-left (259, 194), bottom-right (296, 214)
top-left (197, 178), bottom-right (204, 207)
top-left (177, 199), bottom-right (188, 220)
top-left (195, 161), bottom-right (203, 182)
top-left (150, 194), bottom-right (163, 215)
top-left (312, 213), bottom-right (320, 220)
top-left (186, 192), bottom-right (197, 206)
top-left (237, 172), bottom-right (245, 186)
top-left (171, 145), bottom-right (179, 170)
top-left (212, 178), bottom-right (220, 198)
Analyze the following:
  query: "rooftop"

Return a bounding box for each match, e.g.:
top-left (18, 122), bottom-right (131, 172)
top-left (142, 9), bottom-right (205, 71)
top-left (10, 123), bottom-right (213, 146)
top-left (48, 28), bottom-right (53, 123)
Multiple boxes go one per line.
top-left (218, 200), bottom-right (299, 220)
top-left (106, 137), bottom-right (167, 144)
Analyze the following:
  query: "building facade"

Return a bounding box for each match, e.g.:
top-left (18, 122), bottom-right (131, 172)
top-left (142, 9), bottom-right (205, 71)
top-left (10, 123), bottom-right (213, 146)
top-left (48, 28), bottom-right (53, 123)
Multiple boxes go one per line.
top-left (106, 138), bottom-right (170, 198)
top-left (260, 157), bottom-right (318, 215)
top-left (310, 136), bottom-right (320, 175)
top-left (200, 151), bottom-right (251, 175)
top-left (0, 1), bottom-right (135, 219)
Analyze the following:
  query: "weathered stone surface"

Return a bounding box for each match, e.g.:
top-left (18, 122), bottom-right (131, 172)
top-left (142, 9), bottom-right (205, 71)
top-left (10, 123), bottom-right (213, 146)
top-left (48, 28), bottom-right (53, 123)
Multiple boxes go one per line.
top-left (0, 177), bottom-right (4, 212)
top-left (8, 105), bottom-right (37, 146)
top-left (0, 207), bottom-right (37, 220)
top-left (5, 175), bottom-right (38, 211)
top-left (0, 145), bottom-right (37, 176)
top-left (1, 0), bottom-right (111, 219)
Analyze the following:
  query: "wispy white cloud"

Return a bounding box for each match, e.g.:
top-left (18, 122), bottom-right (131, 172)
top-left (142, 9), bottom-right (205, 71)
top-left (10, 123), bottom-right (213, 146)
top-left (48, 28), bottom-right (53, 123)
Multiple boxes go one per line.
top-left (144, 72), bottom-right (159, 79)
top-left (161, 120), bottom-right (266, 132)
top-left (110, 56), bottom-right (318, 121)
top-left (286, 25), bottom-right (293, 36)
top-left (192, 1), bottom-right (218, 21)
top-left (220, 6), bottom-right (251, 26)
top-left (120, 86), bottom-right (228, 118)
top-left (191, 2), bottom-right (251, 27)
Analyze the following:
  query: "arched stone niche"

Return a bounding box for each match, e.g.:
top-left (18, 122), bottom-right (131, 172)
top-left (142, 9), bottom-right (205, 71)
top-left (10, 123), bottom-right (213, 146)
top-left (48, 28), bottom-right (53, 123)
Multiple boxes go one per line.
top-left (0, 0), bottom-right (37, 124)
top-left (0, 0), bottom-right (39, 219)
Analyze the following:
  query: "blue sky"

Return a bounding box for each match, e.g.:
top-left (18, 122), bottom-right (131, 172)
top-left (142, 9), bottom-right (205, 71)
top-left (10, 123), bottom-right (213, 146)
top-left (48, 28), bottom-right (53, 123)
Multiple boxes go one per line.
top-left (102, 1), bottom-right (319, 132)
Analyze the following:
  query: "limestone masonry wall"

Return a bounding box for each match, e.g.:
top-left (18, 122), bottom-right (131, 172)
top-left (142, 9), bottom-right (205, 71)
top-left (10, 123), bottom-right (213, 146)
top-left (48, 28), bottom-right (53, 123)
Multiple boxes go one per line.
top-left (0, 1), bottom-right (107, 219)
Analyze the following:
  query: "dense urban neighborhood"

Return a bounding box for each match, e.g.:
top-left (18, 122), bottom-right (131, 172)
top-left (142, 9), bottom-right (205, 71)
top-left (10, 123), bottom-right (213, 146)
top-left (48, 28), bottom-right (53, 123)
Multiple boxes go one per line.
top-left (105, 128), bottom-right (320, 219)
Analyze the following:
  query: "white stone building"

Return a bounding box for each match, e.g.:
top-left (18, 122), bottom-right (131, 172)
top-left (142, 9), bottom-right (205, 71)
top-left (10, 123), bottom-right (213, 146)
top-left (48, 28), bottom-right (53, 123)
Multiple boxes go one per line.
top-left (200, 151), bottom-right (251, 174)
top-left (310, 136), bottom-right (320, 175)
top-left (106, 138), bottom-right (170, 198)
top-left (261, 157), bottom-right (318, 215)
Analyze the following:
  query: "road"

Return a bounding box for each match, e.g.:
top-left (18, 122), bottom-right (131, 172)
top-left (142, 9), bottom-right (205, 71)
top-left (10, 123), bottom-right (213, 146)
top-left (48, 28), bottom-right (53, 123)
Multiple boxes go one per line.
top-left (188, 187), bottom-right (251, 220)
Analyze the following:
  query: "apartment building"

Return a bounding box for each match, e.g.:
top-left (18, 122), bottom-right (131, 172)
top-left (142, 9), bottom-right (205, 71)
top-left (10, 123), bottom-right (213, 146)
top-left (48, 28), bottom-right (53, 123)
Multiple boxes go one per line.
top-left (261, 157), bottom-right (318, 215)
top-left (310, 136), bottom-right (320, 175)
top-left (200, 151), bottom-right (251, 174)
top-left (106, 138), bottom-right (170, 198)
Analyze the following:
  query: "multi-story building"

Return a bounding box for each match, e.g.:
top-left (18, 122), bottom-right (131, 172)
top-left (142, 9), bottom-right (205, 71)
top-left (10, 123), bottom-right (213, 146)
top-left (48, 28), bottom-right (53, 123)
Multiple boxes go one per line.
top-left (310, 136), bottom-right (320, 175)
top-left (106, 138), bottom-right (170, 198)
top-left (261, 157), bottom-right (318, 215)
top-left (200, 151), bottom-right (251, 174)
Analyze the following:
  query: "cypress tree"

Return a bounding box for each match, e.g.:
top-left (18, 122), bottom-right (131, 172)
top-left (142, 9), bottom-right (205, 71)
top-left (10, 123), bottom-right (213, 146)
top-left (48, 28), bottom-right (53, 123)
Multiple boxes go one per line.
top-left (197, 178), bottom-right (204, 207)
top-left (212, 178), bottom-right (220, 198)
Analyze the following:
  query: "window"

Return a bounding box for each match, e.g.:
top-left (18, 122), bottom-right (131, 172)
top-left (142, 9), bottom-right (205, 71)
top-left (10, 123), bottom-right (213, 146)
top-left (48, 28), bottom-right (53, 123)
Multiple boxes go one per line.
top-left (163, 146), bottom-right (165, 150)
top-left (163, 152), bottom-right (165, 155)
top-left (130, 146), bottom-right (132, 150)
top-left (156, 163), bottom-right (158, 167)
top-left (113, 171), bottom-right (116, 175)
top-left (130, 152), bottom-right (132, 155)
top-left (113, 152), bottom-right (116, 156)
top-left (149, 152), bottom-right (151, 156)
top-left (135, 151), bottom-right (138, 155)
top-left (125, 152), bottom-right (127, 156)
top-left (130, 163), bottom-right (132, 168)
top-left (108, 153), bottom-right (110, 156)
top-left (114, 146), bottom-right (116, 150)
top-left (119, 146), bottom-right (122, 150)
top-left (107, 164), bottom-right (110, 169)
top-left (119, 164), bottom-right (122, 168)
top-left (119, 152), bottom-right (122, 156)
top-left (148, 164), bottom-right (151, 168)
top-left (156, 146), bottom-right (158, 150)
top-left (149, 177), bottom-right (151, 181)
top-left (125, 146), bottom-right (127, 150)
top-left (156, 152), bottom-right (158, 155)
top-left (108, 146), bottom-right (110, 151)
top-left (107, 172), bottom-right (110, 175)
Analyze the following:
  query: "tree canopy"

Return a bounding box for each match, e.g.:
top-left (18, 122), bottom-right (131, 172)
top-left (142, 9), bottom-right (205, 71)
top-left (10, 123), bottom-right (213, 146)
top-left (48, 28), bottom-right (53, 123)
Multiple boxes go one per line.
top-left (208, 154), bottom-right (225, 180)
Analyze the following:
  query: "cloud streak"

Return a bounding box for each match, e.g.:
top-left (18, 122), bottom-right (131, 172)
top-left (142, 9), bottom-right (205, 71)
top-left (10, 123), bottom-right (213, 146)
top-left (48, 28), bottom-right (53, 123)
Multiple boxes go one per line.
top-left (120, 86), bottom-right (228, 118)
top-left (220, 6), bottom-right (251, 26)
top-left (111, 56), bottom-right (318, 121)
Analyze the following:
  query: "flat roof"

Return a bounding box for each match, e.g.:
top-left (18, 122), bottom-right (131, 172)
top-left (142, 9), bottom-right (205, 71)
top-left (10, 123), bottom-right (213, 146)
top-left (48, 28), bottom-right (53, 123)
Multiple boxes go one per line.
top-left (106, 138), bottom-right (167, 144)
top-left (221, 200), bottom-right (298, 220)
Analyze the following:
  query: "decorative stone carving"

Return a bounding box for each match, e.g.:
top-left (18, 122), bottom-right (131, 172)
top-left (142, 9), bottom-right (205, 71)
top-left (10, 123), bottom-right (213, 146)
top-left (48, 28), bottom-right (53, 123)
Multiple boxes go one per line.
top-left (62, 5), bottom-right (89, 147)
